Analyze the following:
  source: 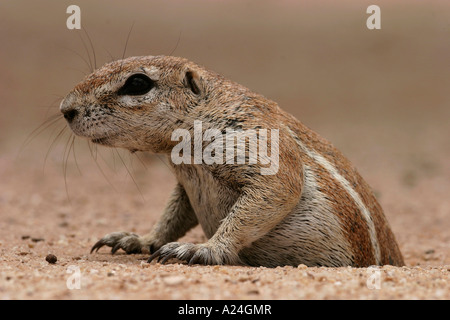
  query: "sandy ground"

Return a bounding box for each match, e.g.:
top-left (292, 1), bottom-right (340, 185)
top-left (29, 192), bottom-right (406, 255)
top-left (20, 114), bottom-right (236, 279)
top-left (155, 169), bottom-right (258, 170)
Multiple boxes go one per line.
top-left (0, 0), bottom-right (449, 300)
top-left (1, 148), bottom-right (449, 300)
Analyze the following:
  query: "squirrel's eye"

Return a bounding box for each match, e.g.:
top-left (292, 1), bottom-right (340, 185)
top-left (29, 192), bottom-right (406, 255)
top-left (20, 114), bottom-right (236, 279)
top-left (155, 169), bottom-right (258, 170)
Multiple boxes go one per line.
top-left (118, 74), bottom-right (154, 96)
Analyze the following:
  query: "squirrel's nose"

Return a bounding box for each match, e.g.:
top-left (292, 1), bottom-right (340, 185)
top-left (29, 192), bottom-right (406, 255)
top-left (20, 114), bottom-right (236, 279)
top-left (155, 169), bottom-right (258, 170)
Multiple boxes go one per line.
top-left (62, 108), bottom-right (79, 123)
top-left (60, 95), bottom-right (79, 123)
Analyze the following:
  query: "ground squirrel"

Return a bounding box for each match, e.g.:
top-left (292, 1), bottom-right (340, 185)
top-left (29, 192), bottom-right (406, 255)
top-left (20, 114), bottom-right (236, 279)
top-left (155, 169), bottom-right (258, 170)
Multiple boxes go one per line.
top-left (60, 55), bottom-right (404, 267)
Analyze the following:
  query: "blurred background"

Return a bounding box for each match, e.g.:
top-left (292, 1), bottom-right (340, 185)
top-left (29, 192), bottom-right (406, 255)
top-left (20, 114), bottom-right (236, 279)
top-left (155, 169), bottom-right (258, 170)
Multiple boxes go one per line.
top-left (0, 0), bottom-right (449, 267)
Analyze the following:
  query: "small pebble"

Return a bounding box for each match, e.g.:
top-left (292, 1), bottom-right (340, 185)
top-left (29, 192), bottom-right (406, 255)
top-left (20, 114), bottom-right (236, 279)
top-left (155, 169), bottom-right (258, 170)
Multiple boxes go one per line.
top-left (45, 254), bottom-right (57, 264)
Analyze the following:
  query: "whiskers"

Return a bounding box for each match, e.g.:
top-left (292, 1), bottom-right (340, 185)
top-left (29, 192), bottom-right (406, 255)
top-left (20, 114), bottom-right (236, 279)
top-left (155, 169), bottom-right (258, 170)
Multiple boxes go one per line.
top-left (20, 106), bottom-right (150, 205)
top-left (76, 27), bottom-right (97, 73)
top-left (21, 25), bottom-right (167, 204)
top-left (19, 113), bottom-right (63, 149)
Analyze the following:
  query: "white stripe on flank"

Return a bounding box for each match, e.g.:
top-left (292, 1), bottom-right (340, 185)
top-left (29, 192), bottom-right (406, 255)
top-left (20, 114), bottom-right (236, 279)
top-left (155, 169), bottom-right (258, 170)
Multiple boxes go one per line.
top-left (287, 128), bottom-right (381, 265)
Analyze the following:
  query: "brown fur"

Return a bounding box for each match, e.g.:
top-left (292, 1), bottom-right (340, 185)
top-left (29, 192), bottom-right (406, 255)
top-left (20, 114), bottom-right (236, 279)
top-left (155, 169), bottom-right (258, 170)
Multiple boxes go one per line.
top-left (60, 55), bottom-right (404, 267)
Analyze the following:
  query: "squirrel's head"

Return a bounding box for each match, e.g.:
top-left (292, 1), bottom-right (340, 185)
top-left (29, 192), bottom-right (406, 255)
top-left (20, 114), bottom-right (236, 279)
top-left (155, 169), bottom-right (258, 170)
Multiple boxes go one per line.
top-left (60, 55), bottom-right (205, 153)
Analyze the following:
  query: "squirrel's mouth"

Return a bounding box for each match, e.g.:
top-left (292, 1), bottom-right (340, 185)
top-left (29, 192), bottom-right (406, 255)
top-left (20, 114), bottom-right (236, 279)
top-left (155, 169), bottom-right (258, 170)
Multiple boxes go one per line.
top-left (91, 135), bottom-right (141, 153)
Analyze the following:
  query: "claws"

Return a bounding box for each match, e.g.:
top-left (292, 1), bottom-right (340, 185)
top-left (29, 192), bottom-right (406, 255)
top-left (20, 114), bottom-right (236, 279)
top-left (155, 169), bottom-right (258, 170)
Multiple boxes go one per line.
top-left (188, 255), bottom-right (201, 266)
top-left (147, 248), bottom-right (164, 263)
top-left (90, 232), bottom-right (141, 255)
top-left (147, 245), bottom-right (181, 264)
top-left (90, 239), bottom-right (107, 254)
top-left (111, 243), bottom-right (123, 255)
top-left (91, 234), bottom-right (231, 266)
top-left (146, 242), bottom-right (225, 266)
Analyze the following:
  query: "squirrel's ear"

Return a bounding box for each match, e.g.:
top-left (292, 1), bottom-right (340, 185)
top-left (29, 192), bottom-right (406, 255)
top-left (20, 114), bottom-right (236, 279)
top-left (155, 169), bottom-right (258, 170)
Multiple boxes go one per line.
top-left (183, 69), bottom-right (201, 95)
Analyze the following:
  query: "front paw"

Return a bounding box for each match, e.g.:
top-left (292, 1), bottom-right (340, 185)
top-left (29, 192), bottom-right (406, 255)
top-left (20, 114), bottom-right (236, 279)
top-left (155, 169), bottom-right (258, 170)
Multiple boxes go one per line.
top-left (147, 242), bottom-right (234, 265)
top-left (91, 231), bottom-right (144, 254)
